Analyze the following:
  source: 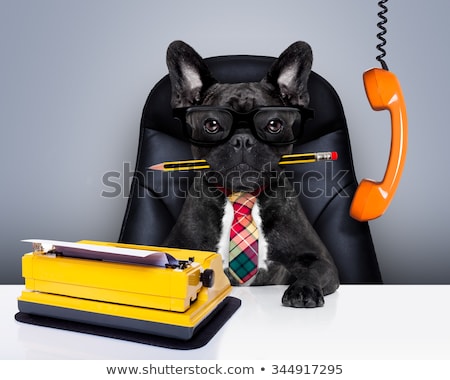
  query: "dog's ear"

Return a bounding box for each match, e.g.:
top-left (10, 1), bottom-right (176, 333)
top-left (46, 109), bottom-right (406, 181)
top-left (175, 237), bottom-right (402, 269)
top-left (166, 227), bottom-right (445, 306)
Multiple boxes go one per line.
top-left (263, 41), bottom-right (313, 106)
top-left (166, 41), bottom-right (217, 108)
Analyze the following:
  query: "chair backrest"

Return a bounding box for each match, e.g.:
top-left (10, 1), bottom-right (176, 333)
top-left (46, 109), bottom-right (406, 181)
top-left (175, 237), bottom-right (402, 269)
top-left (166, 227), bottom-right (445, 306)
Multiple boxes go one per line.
top-left (119, 55), bottom-right (382, 283)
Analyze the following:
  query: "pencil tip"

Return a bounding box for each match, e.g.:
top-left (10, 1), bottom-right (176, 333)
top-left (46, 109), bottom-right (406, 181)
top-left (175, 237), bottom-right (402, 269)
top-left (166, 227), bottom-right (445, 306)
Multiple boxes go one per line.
top-left (149, 163), bottom-right (164, 171)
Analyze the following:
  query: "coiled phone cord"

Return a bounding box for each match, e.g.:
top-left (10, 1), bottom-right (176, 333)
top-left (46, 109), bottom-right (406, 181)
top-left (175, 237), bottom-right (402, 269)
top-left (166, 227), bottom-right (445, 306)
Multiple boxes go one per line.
top-left (376, 0), bottom-right (389, 71)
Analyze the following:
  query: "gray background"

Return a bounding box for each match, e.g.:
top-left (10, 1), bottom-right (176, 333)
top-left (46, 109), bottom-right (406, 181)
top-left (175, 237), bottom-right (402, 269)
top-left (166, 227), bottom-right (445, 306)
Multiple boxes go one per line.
top-left (1, 0), bottom-right (449, 284)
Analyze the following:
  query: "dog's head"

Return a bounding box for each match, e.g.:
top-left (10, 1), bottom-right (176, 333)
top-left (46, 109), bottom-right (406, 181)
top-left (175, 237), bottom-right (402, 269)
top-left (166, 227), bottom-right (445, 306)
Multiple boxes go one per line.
top-left (167, 41), bottom-right (313, 193)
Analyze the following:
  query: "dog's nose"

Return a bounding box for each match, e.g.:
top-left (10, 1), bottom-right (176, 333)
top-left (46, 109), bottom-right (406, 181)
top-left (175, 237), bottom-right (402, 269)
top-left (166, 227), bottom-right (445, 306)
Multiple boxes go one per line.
top-left (230, 133), bottom-right (256, 151)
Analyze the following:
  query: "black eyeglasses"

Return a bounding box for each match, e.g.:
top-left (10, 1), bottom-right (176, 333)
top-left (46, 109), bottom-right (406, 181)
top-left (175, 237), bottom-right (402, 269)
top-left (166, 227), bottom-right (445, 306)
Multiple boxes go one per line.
top-left (173, 106), bottom-right (314, 146)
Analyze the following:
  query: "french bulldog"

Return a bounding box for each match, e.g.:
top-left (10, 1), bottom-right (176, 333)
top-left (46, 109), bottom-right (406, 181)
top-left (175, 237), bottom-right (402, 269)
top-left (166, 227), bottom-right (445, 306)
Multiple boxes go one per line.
top-left (164, 40), bottom-right (339, 307)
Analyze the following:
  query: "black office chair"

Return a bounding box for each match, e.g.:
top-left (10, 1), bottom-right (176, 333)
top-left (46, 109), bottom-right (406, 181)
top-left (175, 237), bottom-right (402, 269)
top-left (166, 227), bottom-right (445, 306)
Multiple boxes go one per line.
top-left (119, 55), bottom-right (382, 284)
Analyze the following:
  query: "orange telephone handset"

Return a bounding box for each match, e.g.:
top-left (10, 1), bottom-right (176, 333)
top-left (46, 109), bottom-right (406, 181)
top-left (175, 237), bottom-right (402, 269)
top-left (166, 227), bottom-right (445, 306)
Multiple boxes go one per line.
top-left (350, 68), bottom-right (408, 221)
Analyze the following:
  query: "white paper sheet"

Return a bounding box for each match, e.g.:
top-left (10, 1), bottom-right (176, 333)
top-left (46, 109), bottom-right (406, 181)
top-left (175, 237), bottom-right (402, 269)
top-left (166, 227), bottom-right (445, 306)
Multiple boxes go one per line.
top-left (22, 239), bottom-right (179, 267)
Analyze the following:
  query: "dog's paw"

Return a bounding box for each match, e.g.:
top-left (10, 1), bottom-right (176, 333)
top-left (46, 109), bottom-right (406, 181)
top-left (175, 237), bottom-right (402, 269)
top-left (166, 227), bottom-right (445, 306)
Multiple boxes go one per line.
top-left (282, 283), bottom-right (324, 308)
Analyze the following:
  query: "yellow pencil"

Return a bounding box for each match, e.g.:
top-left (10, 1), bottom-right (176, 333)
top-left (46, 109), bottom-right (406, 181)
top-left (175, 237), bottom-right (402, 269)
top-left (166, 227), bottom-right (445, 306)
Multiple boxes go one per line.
top-left (278, 151), bottom-right (338, 165)
top-left (149, 152), bottom-right (338, 171)
top-left (150, 159), bottom-right (210, 171)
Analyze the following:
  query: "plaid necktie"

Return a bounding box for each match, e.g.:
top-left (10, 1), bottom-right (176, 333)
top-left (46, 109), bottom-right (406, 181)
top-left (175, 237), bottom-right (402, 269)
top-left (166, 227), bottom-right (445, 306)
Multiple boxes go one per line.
top-left (228, 192), bottom-right (259, 284)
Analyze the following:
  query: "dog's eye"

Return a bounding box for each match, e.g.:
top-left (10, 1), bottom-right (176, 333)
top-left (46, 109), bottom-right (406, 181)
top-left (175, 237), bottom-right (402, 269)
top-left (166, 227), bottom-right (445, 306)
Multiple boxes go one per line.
top-left (203, 119), bottom-right (221, 134)
top-left (266, 119), bottom-right (283, 134)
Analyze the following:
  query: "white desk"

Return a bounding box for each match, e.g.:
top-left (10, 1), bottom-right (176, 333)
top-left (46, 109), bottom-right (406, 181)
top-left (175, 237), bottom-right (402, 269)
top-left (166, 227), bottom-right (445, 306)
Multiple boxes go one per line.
top-left (1, 284), bottom-right (450, 360)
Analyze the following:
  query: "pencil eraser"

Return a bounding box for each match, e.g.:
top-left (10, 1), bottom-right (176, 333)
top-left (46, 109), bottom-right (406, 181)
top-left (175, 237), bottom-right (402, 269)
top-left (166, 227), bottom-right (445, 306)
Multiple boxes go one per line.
top-left (331, 151), bottom-right (338, 160)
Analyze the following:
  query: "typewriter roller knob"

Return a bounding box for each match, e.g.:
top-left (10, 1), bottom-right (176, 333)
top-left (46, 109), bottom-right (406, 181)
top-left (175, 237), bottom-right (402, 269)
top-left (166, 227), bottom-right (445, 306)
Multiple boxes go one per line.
top-left (200, 269), bottom-right (215, 288)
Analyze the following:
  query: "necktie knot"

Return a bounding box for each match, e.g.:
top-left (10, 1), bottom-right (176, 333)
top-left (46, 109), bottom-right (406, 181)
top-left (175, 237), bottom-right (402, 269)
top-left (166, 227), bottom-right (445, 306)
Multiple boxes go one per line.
top-left (229, 192), bottom-right (256, 218)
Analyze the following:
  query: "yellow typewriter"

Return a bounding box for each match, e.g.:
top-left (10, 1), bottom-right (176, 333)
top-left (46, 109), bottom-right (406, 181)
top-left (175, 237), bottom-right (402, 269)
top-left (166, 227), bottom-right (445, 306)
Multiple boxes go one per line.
top-left (17, 239), bottom-right (232, 340)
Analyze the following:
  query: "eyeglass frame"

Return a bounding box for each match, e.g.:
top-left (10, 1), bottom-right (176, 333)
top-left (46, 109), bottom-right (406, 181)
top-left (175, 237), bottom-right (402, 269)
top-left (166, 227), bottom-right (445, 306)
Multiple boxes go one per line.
top-left (172, 105), bottom-right (314, 146)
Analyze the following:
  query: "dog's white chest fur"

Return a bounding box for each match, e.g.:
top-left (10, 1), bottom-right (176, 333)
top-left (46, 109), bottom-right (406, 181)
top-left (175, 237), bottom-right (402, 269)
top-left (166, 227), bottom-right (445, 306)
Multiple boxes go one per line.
top-left (217, 197), bottom-right (268, 272)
